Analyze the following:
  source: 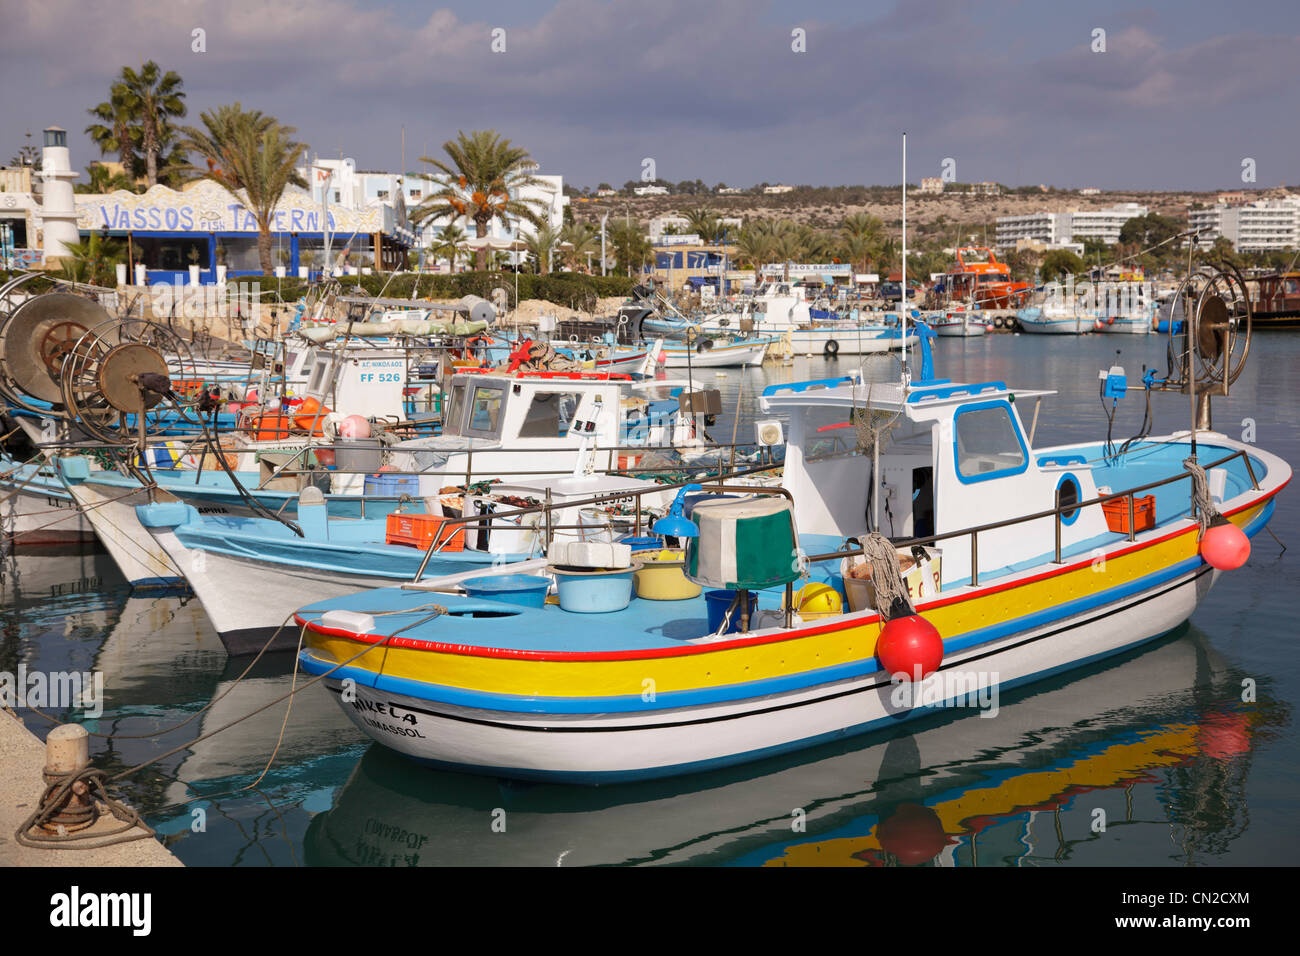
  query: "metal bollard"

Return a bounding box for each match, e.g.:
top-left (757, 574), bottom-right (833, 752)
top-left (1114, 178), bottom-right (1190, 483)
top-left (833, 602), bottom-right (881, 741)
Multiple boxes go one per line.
top-left (40, 724), bottom-right (98, 834)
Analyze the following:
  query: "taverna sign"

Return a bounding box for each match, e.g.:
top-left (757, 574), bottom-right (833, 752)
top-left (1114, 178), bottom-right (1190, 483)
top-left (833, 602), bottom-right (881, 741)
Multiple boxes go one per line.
top-left (74, 179), bottom-right (384, 235)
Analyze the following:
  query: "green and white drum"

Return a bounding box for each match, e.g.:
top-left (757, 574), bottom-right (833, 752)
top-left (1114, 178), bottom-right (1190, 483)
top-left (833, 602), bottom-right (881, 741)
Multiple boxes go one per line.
top-left (686, 497), bottom-right (801, 590)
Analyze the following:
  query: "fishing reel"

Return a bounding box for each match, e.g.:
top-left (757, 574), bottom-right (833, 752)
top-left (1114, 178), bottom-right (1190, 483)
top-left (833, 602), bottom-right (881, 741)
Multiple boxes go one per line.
top-left (0, 290), bottom-right (115, 417)
top-left (58, 318), bottom-right (203, 446)
top-left (1156, 263), bottom-right (1252, 424)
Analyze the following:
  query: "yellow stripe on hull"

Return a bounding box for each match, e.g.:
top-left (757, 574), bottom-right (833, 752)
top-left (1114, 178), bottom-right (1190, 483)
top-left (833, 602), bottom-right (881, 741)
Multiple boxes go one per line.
top-left (304, 504), bottom-right (1263, 700)
top-left (765, 723), bottom-right (1201, 866)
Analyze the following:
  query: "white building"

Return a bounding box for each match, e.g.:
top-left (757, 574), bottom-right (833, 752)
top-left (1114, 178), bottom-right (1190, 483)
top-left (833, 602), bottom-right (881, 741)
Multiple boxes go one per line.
top-left (297, 155), bottom-right (569, 267)
top-left (919, 177), bottom-right (943, 194)
top-left (634, 185), bottom-right (668, 196)
top-left (996, 202), bottom-right (1147, 248)
top-left (763, 184), bottom-right (794, 195)
top-left (1188, 196), bottom-right (1300, 252)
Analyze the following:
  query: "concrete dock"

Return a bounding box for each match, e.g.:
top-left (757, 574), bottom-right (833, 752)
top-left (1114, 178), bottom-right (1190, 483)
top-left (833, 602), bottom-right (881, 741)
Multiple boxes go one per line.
top-left (0, 709), bottom-right (181, 866)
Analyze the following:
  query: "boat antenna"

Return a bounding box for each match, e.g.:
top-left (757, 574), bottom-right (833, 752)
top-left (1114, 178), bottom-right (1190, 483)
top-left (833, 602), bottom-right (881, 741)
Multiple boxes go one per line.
top-left (901, 131), bottom-right (909, 384)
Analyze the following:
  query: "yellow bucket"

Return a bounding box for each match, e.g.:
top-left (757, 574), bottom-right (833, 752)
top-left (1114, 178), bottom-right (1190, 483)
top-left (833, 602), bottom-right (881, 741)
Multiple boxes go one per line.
top-left (633, 549), bottom-right (702, 601)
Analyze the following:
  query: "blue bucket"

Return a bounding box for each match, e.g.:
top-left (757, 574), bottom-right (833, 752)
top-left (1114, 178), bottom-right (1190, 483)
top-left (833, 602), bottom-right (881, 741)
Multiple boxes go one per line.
top-left (704, 589), bottom-right (758, 634)
top-left (461, 574), bottom-right (551, 608)
top-left (552, 565), bottom-right (638, 613)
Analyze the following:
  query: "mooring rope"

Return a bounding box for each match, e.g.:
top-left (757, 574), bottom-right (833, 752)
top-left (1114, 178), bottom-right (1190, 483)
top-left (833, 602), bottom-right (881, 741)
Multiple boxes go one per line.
top-left (860, 531), bottom-right (913, 622)
top-left (1183, 456), bottom-right (1219, 536)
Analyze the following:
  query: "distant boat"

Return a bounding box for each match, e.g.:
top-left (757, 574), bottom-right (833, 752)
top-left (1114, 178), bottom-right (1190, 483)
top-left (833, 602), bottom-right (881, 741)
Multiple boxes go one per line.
top-left (1251, 272), bottom-right (1300, 329)
top-left (941, 247), bottom-right (1033, 310)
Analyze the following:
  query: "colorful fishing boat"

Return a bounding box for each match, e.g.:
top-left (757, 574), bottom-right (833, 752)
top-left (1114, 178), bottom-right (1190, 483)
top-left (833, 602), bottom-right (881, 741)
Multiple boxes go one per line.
top-left (294, 268), bottom-right (1286, 783)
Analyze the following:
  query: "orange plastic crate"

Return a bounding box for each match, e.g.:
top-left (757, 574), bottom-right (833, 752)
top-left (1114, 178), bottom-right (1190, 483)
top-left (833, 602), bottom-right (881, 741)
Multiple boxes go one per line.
top-left (385, 513), bottom-right (465, 551)
top-left (248, 413), bottom-right (293, 441)
top-left (1101, 494), bottom-right (1155, 533)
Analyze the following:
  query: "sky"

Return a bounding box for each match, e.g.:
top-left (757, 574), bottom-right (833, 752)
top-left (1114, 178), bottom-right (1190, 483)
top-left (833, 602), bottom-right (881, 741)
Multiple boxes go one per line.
top-left (2, 0), bottom-right (1297, 192)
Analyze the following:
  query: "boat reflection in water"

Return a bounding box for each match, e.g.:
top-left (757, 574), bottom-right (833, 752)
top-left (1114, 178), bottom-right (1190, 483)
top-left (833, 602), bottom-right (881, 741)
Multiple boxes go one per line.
top-left (303, 624), bottom-right (1280, 866)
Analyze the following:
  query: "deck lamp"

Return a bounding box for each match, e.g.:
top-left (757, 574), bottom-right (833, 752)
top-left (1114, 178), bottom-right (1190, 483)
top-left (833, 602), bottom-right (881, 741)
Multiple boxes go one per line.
top-left (652, 483), bottom-right (702, 539)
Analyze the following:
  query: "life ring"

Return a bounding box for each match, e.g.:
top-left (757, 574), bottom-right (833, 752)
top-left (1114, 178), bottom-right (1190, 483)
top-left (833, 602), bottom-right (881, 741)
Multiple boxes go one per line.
top-left (823, 339), bottom-right (840, 358)
top-left (718, 317), bottom-right (730, 328)
top-left (697, 338), bottom-right (714, 353)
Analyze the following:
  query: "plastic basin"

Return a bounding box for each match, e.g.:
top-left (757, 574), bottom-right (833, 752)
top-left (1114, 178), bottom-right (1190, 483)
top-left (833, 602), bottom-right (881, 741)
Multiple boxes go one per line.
top-left (634, 549), bottom-right (702, 600)
top-left (460, 574), bottom-right (551, 608)
top-left (550, 563), bottom-right (641, 613)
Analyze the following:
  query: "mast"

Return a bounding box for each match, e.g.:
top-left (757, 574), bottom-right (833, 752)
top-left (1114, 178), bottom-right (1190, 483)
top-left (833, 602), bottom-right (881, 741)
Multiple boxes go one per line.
top-left (901, 132), bottom-right (909, 382)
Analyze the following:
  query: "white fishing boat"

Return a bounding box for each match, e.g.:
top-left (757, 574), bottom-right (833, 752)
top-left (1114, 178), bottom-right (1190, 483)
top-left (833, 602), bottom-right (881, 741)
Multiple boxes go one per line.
top-left (657, 336), bottom-right (774, 368)
top-left (929, 310), bottom-right (989, 337)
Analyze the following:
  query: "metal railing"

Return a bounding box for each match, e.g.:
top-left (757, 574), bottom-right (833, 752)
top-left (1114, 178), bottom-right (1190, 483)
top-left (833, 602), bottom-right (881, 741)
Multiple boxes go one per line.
top-left (804, 447), bottom-right (1261, 587)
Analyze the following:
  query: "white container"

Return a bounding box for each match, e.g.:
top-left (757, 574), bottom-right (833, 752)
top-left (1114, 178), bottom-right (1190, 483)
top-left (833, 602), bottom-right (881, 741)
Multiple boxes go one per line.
top-left (188, 264), bottom-right (201, 285)
top-left (135, 263), bottom-right (147, 284)
top-left (275, 266), bottom-right (286, 278)
top-left (298, 266), bottom-right (309, 279)
top-left (549, 540), bottom-right (632, 570)
top-left (577, 507), bottom-right (616, 543)
top-left (115, 263), bottom-right (127, 286)
top-left (216, 264), bottom-right (228, 285)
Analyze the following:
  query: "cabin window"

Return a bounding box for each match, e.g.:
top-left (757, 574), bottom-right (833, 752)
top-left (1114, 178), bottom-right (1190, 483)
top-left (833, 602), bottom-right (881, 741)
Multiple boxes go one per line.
top-left (466, 385), bottom-right (504, 435)
top-left (306, 358), bottom-right (331, 395)
top-left (1056, 473), bottom-right (1081, 525)
top-left (442, 383), bottom-right (467, 435)
top-left (953, 402), bottom-right (1027, 482)
top-left (802, 407), bottom-right (863, 462)
top-left (518, 391), bottom-right (582, 438)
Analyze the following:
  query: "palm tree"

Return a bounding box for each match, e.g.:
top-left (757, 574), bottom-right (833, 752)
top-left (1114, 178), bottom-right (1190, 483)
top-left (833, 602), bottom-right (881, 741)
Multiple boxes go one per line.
top-left (608, 220), bottom-right (652, 277)
top-left (118, 62), bottom-right (186, 187)
top-left (85, 82), bottom-right (140, 183)
top-left (686, 207), bottom-right (723, 242)
top-left (559, 222), bottom-right (598, 271)
top-left (525, 222), bottom-right (561, 274)
top-left (841, 212), bottom-right (884, 244)
top-left (735, 225), bottom-right (777, 285)
top-left (76, 163), bottom-right (135, 194)
top-left (58, 233), bottom-right (126, 286)
top-left (432, 223), bottom-right (466, 271)
top-left (180, 104), bottom-right (307, 273)
top-left (410, 130), bottom-right (548, 271)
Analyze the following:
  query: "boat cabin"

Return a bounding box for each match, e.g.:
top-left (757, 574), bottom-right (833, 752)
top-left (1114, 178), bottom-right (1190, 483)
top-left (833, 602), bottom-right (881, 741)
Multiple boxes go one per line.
top-left (761, 374), bottom-right (1114, 587)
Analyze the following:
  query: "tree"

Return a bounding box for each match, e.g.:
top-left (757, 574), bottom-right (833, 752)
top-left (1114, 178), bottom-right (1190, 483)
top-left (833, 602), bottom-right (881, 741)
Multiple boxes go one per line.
top-left (76, 162), bottom-right (134, 194)
top-left (525, 222), bottom-right (560, 274)
top-left (432, 223), bottom-right (466, 271)
top-left (735, 225), bottom-right (777, 283)
top-left (180, 104), bottom-right (307, 273)
top-left (1118, 213), bottom-right (1182, 250)
top-left (116, 62), bottom-right (187, 187)
top-left (85, 82), bottom-right (140, 182)
top-left (686, 207), bottom-right (724, 242)
top-left (559, 222), bottom-right (598, 271)
top-left (1040, 249), bottom-right (1084, 281)
top-left (608, 220), bottom-right (651, 277)
top-left (58, 233), bottom-right (126, 286)
top-left (1074, 235), bottom-right (1109, 260)
top-left (410, 130), bottom-right (548, 271)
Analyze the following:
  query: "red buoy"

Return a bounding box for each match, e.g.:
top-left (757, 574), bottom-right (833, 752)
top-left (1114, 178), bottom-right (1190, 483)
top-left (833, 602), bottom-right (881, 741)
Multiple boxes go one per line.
top-left (875, 614), bottom-right (944, 681)
top-left (877, 802), bottom-right (951, 866)
top-left (1200, 515), bottom-right (1250, 571)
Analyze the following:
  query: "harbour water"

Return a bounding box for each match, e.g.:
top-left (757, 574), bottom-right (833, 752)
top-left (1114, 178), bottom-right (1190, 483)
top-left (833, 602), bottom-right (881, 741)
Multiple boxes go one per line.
top-left (3, 332), bottom-right (1296, 866)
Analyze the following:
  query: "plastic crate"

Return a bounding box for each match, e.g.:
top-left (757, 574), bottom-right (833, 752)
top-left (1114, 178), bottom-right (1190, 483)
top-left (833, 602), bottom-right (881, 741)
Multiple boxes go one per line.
top-left (385, 513), bottom-right (465, 551)
top-left (1102, 494), bottom-right (1155, 533)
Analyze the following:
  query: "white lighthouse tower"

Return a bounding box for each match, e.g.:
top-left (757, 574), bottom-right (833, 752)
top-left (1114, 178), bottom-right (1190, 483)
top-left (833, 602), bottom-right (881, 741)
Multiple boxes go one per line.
top-left (39, 126), bottom-right (81, 263)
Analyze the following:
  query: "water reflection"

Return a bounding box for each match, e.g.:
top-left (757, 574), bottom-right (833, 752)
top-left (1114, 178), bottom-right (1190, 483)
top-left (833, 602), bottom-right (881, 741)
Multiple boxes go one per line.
top-left (303, 624), bottom-right (1282, 866)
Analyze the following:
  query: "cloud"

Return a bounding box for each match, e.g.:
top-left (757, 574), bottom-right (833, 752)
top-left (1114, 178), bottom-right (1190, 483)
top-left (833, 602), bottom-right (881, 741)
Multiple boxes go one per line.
top-left (1, 0), bottom-right (1296, 190)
